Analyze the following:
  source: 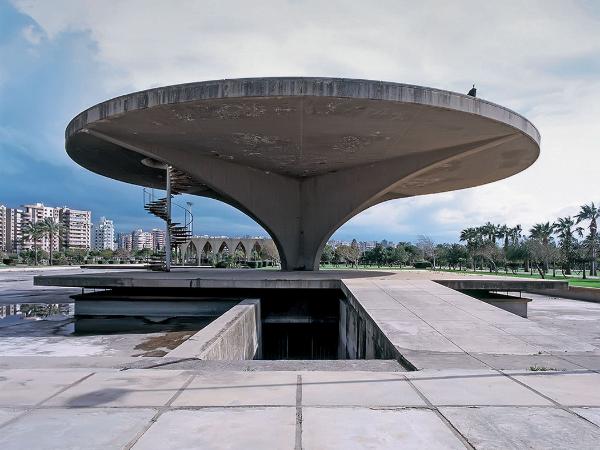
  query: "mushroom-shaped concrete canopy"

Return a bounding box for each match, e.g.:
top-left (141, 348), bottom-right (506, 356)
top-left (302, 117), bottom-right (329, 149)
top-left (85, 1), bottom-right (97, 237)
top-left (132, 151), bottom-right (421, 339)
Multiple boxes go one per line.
top-left (66, 77), bottom-right (540, 270)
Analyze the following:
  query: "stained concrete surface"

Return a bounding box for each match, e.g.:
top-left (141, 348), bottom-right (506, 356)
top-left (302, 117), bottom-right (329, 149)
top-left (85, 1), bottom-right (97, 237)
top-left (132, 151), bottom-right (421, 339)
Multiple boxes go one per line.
top-left (173, 371), bottom-right (297, 407)
top-left (0, 408), bottom-right (156, 450)
top-left (132, 408), bottom-right (297, 450)
top-left (300, 371), bottom-right (424, 406)
top-left (3, 268), bottom-right (600, 447)
top-left (302, 408), bottom-right (465, 450)
top-left (1, 368), bottom-right (600, 449)
top-left (439, 406), bottom-right (600, 450)
top-left (406, 369), bottom-right (552, 406)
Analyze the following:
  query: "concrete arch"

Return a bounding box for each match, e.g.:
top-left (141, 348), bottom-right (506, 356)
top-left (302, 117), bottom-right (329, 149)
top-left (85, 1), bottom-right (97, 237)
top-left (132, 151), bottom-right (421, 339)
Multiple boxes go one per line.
top-left (183, 241), bottom-right (199, 265)
top-left (182, 237), bottom-right (273, 265)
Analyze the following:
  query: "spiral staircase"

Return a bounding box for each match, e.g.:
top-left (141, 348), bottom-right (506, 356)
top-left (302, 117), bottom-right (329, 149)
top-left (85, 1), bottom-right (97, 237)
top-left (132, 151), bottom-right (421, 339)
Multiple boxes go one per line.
top-left (143, 166), bottom-right (194, 271)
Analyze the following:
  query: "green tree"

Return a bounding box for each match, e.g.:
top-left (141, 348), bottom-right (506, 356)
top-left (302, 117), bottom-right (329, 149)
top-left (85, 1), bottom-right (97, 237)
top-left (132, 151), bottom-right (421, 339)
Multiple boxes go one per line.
top-left (21, 221), bottom-right (46, 266)
top-left (460, 227), bottom-right (481, 270)
top-left (575, 202), bottom-right (599, 276)
top-left (320, 244), bottom-right (335, 265)
top-left (554, 216), bottom-right (583, 275)
top-left (41, 217), bottom-right (65, 266)
top-left (528, 222), bottom-right (556, 277)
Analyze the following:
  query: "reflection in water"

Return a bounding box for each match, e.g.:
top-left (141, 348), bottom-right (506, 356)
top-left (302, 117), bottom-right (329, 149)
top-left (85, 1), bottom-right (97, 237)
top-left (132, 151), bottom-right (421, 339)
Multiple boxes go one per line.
top-left (0, 303), bottom-right (72, 324)
top-left (0, 303), bottom-right (213, 336)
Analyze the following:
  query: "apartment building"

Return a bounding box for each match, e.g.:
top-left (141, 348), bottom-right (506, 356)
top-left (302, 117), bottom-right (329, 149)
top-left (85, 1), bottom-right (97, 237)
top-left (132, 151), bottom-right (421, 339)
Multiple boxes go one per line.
top-left (132, 229), bottom-right (153, 250)
top-left (6, 208), bottom-right (25, 253)
top-left (21, 203), bottom-right (60, 252)
top-left (151, 228), bottom-right (166, 251)
top-left (58, 208), bottom-right (92, 249)
top-left (0, 205), bottom-right (6, 252)
top-left (92, 217), bottom-right (115, 250)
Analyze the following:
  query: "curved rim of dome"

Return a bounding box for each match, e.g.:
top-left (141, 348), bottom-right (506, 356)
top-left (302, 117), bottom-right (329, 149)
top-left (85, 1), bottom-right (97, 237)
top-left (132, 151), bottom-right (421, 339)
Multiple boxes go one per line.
top-left (65, 77), bottom-right (540, 146)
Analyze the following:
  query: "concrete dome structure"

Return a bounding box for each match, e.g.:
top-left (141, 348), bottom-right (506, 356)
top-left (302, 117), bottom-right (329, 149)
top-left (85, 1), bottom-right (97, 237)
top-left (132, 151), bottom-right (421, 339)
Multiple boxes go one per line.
top-left (65, 77), bottom-right (540, 270)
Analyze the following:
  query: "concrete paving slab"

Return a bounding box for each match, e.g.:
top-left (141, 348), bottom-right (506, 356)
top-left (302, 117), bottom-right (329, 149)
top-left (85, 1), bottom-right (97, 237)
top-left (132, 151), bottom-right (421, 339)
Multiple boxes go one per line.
top-left (45, 369), bottom-right (190, 407)
top-left (473, 354), bottom-right (582, 371)
top-left (561, 354), bottom-right (600, 370)
top-left (132, 408), bottom-right (296, 450)
top-left (301, 371), bottom-right (425, 406)
top-left (0, 409), bottom-right (22, 426)
top-left (509, 370), bottom-right (600, 405)
top-left (0, 368), bottom-right (93, 407)
top-left (173, 371), bottom-right (297, 406)
top-left (383, 327), bottom-right (464, 353)
top-left (0, 408), bottom-right (156, 450)
top-left (399, 351), bottom-right (490, 370)
top-left (406, 369), bottom-right (552, 406)
top-left (302, 407), bottom-right (464, 449)
top-left (571, 407), bottom-right (600, 427)
top-left (440, 406), bottom-right (600, 450)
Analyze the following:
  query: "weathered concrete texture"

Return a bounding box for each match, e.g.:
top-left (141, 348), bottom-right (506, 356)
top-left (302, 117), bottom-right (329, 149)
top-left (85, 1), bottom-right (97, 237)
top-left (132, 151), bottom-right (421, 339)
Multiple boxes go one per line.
top-left (440, 406), bottom-right (600, 450)
top-left (132, 408), bottom-right (296, 450)
top-left (166, 299), bottom-right (260, 360)
top-left (302, 407), bottom-right (465, 449)
top-left (0, 408), bottom-right (156, 450)
top-left (74, 297), bottom-right (238, 318)
top-left (0, 409), bottom-right (21, 427)
top-left (1, 368), bottom-right (600, 449)
top-left (173, 371), bottom-right (297, 407)
top-left (45, 369), bottom-right (192, 407)
top-left (406, 369), bottom-right (552, 406)
top-left (572, 407), bottom-right (600, 427)
top-left (65, 77), bottom-right (540, 270)
top-left (301, 371), bottom-right (423, 406)
top-left (0, 368), bottom-right (93, 407)
top-left (529, 285), bottom-right (600, 303)
top-left (32, 269), bottom-right (597, 369)
top-left (338, 295), bottom-right (399, 360)
top-left (509, 370), bottom-right (600, 406)
top-left (342, 278), bottom-right (594, 363)
top-left (127, 359), bottom-right (406, 372)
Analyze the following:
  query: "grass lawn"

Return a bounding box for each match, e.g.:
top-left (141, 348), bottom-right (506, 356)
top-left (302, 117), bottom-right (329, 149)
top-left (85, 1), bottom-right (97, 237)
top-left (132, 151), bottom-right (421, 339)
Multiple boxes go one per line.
top-left (434, 268), bottom-right (600, 288)
top-left (317, 264), bottom-right (600, 288)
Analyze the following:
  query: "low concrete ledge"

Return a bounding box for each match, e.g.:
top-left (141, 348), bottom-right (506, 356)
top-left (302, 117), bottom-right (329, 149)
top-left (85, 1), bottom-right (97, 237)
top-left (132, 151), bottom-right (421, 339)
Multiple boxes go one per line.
top-left (167, 299), bottom-right (261, 360)
top-left (529, 285), bottom-right (600, 303)
top-left (435, 278), bottom-right (568, 291)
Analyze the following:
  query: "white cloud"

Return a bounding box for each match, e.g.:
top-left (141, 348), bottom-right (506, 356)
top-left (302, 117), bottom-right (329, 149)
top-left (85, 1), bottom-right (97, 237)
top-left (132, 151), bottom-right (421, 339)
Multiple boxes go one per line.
top-left (11, 0), bottom-right (600, 240)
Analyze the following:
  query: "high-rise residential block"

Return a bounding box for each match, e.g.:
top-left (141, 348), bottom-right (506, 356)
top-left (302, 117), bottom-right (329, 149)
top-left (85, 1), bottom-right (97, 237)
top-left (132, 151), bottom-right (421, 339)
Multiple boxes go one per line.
top-left (58, 207), bottom-right (92, 249)
top-left (6, 208), bottom-right (25, 253)
top-left (92, 217), bottom-right (115, 250)
top-left (132, 229), bottom-right (153, 250)
top-left (21, 203), bottom-right (60, 252)
top-left (151, 228), bottom-right (166, 251)
top-left (0, 205), bottom-right (6, 252)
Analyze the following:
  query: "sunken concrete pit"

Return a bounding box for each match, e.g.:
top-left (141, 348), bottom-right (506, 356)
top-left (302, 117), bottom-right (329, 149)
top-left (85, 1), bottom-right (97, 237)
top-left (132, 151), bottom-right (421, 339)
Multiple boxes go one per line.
top-left (34, 269), bottom-right (581, 370)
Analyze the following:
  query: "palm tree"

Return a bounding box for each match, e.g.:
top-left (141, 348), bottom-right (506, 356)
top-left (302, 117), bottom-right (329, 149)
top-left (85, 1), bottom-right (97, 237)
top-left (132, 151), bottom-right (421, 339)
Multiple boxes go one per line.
top-left (575, 202), bottom-right (599, 276)
top-left (510, 225), bottom-right (523, 245)
top-left (529, 222), bottom-right (555, 274)
top-left (481, 222), bottom-right (499, 244)
top-left (41, 218), bottom-right (64, 266)
top-left (21, 221), bottom-right (46, 266)
top-left (498, 224), bottom-right (510, 249)
top-left (553, 217), bottom-right (583, 275)
top-left (460, 227), bottom-right (480, 270)
top-left (529, 222), bottom-right (554, 245)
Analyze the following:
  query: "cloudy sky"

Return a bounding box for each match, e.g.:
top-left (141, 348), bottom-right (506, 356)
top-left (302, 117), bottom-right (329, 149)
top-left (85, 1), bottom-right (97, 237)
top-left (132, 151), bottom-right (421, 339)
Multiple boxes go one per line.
top-left (1, 0), bottom-right (599, 243)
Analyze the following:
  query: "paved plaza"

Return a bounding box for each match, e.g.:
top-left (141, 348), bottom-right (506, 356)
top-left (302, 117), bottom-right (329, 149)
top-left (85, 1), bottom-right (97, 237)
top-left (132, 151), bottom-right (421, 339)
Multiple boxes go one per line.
top-left (0, 268), bottom-right (599, 448)
top-left (1, 368), bottom-right (600, 449)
